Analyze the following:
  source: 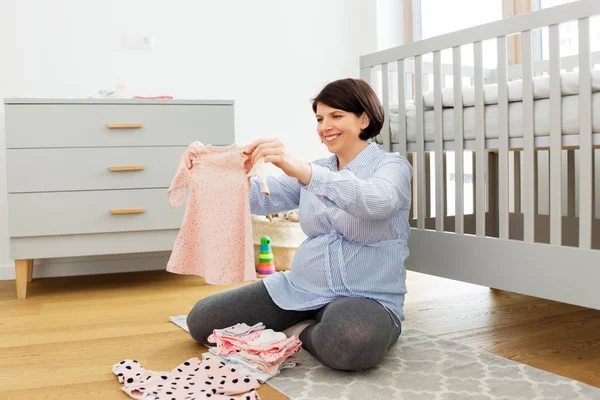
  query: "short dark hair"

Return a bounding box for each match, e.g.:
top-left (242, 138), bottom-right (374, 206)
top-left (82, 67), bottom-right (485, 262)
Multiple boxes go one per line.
top-left (312, 78), bottom-right (384, 141)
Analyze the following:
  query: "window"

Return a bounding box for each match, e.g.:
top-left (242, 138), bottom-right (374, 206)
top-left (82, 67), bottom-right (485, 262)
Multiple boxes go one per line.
top-left (416, 0), bottom-right (503, 41)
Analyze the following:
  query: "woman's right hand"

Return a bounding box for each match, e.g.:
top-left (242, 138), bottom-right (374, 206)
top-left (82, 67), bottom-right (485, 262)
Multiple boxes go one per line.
top-left (245, 138), bottom-right (312, 185)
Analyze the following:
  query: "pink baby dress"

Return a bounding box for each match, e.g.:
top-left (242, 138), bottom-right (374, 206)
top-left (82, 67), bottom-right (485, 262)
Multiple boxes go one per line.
top-left (112, 357), bottom-right (262, 399)
top-left (167, 142), bottom-right (270, 285)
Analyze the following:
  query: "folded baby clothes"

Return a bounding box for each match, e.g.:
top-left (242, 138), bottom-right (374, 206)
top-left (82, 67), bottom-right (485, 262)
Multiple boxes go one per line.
top-left (236, 351), bottom-right (302, 377)
top-left (202, 352), bottom-right (302, 382)
top-left (112, 357), bottom-right (262, 400)
top-left (204, 323), bottom-right (302, 382)
top-left (167, 142), bottom-right (270, 285)
top-left (208, 327), bottom-right (302, 365)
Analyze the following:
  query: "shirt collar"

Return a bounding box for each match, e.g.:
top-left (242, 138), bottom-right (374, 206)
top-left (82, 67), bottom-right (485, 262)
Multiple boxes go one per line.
top-left (325, 142), bottom-right (381, 173)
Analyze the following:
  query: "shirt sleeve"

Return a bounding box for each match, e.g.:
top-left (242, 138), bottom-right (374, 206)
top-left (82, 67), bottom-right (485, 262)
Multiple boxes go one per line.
top-left (303, 155), bottom-right (413, 220)
top-left (249, 174), bottom-right (301, 216)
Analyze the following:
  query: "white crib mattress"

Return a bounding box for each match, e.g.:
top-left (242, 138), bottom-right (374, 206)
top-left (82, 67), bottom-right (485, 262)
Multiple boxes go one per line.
top-left (421, 68), bottom-right (600, 109)
top-left (389, 92), bottom-right (600, 144)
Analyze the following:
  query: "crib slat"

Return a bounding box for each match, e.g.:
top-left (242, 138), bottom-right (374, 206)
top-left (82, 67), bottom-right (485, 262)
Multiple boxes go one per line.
top-left (397, 60), bottom-right (407, 156)
top-left (474, 41), bottom-right (486, 237)
top-left (443, 152), bottom-right (448, 220)
top-left (381, 62), bottom-right (392, 152)
top-left (579, 17), bottom-right (592, 249)
top-left (549, 24), bottom-right (562, 246)
top-left (416, 55), bottom-right (426, 230)
top-left (522, 30), bottom-right (535, 243)
top-left (434, 50), bottom-right (444, 231)
top-left (472, 151), bottom-right (477, 218)
top-left (407, 152), bottom-right (415, 225)
top-left (425, 152), bottom-right (432, 220)
top-left (534, 151), bottom-right (539, 217)
top-left (497, 35), bottom-right (509, 240)
top-left (567, 150), bottom-right (576, 216)
top-left (453, 46), bottom-right (464, 235)
top-left (593, 150), bottom-right (597, 219)
top-left (514, 152), bottom-right (521, 214)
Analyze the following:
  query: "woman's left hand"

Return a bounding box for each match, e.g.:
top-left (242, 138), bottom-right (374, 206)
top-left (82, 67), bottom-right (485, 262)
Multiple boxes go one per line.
top-left (245, 138), bottom-right (312, 184)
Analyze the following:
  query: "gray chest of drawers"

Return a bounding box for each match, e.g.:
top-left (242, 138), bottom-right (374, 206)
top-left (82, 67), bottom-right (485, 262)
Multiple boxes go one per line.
top-left (3, 98), bottom-right (235, 298)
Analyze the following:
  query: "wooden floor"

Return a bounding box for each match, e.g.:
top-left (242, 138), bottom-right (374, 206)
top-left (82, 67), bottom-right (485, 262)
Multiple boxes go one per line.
top-left (1, 269), bottom-right (599, 400)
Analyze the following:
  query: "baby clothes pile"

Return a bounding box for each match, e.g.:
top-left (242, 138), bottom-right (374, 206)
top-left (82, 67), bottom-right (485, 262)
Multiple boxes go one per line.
top-left (203, 322), bottom-right (303, 382)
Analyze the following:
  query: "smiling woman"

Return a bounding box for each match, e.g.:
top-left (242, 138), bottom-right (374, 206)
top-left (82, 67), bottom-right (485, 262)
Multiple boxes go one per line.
top-left (185, 77), bottom-right (413, 373)
top-left (312, 78), bottom-right (385, 170)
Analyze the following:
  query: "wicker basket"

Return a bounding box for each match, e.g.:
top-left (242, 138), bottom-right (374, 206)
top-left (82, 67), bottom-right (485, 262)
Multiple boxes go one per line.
top-left (252, 216), bottom-right (306, 271)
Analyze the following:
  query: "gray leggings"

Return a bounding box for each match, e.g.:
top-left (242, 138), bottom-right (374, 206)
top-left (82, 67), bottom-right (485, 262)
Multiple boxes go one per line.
top-left (186, 280), bottom-right (401, 372)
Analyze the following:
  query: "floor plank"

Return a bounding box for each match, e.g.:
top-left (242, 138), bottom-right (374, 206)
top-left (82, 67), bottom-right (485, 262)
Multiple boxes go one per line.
top-left (0, 269), bottom-right (598, 400)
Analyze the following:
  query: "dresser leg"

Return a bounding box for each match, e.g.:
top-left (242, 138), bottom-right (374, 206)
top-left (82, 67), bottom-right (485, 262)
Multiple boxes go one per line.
top-left (27, 259), bottom-right (34, 283)
top-left (15, 259), bottom-right (32, 299)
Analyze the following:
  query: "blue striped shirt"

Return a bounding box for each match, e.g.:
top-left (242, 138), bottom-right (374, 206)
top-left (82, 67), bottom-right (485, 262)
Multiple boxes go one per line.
top-left (249, 143), bottom-right (413, 323)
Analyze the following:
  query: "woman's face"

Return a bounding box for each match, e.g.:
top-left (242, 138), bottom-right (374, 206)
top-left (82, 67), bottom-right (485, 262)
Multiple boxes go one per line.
top-left (315, 102), bottom-right (369, 154)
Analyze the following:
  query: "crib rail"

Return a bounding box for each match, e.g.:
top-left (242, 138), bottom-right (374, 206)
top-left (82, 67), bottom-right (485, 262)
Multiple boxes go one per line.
top-left (360, 0), bottom-right (600, 252)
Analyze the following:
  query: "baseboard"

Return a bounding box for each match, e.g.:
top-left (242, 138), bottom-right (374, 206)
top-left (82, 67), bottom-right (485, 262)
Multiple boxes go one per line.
top-left (0, 252), bottom-right (171, 281)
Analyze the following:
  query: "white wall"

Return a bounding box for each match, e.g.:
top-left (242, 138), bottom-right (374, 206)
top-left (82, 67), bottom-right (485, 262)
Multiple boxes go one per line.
top-left (0, 0), bottom-right (377, 279)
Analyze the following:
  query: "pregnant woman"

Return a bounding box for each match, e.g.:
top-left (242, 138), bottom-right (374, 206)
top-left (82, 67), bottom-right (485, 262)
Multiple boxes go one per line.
top-left (185, 78), bottom-right (413, 372)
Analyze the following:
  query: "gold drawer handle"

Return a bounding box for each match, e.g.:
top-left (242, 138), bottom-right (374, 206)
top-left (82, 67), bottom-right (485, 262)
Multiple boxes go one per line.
top-left (110, 208), bottom-right (146, 215)
top-left (107, 123), bottom-right (144, 129)
top-left (109, 165), bottom-right (145, 172)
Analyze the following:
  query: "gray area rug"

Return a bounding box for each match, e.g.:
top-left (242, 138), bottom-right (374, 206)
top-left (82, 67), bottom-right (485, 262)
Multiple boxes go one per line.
top-left (266, 328), bottom-right (600, 400)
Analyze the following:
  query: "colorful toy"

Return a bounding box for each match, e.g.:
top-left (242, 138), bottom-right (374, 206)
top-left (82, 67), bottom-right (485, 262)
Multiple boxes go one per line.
top-left (257, 236), bottom-right (276, 276)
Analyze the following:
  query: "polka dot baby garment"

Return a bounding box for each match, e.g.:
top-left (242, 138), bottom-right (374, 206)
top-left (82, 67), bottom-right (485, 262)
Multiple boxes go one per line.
top-left (167, 142), bottom-right (270, 285)
top-left (112, 357), bottom-right (262, 400)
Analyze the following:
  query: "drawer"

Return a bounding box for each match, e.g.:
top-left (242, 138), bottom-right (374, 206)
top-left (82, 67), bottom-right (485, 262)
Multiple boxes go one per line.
top-left (5, 102), bottom-right (234, 148)
top-left (6, 146), bottom-right (187, 193)
top-left (7, 188), bottom-right (186, 237)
